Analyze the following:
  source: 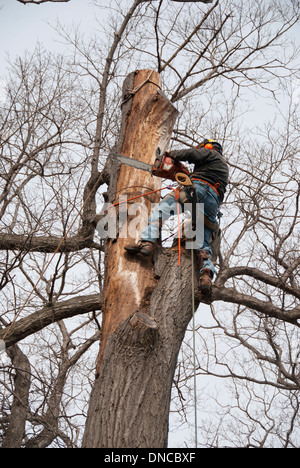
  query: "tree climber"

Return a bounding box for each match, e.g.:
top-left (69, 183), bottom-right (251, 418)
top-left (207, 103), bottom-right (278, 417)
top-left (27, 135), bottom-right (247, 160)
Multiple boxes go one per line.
top-left (124, 139), bottom-right (229, 295)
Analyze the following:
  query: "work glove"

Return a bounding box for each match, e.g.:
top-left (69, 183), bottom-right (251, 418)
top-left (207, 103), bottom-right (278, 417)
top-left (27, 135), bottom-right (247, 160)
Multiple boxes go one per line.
top-left (168, 151), bottom-right (180, 164)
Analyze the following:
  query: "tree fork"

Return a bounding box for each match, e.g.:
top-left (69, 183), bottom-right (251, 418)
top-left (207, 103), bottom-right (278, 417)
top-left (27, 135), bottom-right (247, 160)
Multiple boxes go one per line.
top-left (83, 70), bottom-right (201, 448)
top-left (83, 249), bottom-right (198, 448)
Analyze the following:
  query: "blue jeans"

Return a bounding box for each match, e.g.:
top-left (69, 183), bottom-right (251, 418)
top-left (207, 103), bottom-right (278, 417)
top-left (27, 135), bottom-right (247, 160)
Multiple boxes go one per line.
top-left (141, 181), bottom-right (220, 278)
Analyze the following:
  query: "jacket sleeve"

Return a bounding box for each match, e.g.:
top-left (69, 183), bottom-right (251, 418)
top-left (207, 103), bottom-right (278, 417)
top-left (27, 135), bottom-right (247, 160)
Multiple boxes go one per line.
top-left (169, 147), bottom-right (210, 165)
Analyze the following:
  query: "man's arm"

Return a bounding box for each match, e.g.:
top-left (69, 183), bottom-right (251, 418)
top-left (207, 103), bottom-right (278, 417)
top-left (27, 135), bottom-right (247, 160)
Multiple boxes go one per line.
top-left (169, 147), bottom-right (211, 165)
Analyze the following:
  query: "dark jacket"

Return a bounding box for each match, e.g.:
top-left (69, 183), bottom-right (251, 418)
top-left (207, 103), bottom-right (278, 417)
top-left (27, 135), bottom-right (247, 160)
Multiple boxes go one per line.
top-left (169, 147), bottom-right (229, 202)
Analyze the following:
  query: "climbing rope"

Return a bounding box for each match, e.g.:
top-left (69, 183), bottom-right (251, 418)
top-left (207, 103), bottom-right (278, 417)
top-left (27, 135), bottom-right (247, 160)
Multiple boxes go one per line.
top-left (191, 249), bottom-right (198, 448)
top-left (107, 184), bottom-right (183, 266)
top-left (105, 185), bottom-right (170, 213)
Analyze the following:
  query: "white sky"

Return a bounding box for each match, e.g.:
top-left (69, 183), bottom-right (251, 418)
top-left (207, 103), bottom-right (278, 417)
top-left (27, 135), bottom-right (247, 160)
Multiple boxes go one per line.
top-left (293, 78), bottom-right (300, 104)
top-left (0, 0), bottom-right (103, 76)
top-left (1, 0), bottom-right (299, 132)
top-left (0, 1), bottom-right (299, 448)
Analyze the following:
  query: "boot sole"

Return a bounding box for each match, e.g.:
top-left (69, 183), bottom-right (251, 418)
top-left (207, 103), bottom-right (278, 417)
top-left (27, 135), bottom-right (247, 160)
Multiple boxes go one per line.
top-left (124, 247), bottom-right (152, 256)
top-left (139, 249), bottom-right (152, 256)
top-left (198, 285), bottom-right (212, 295)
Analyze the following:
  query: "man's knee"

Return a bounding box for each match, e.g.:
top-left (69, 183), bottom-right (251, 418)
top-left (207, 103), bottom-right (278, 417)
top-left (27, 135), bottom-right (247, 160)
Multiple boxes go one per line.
top-left (197, 249), bottom-right (212, 270)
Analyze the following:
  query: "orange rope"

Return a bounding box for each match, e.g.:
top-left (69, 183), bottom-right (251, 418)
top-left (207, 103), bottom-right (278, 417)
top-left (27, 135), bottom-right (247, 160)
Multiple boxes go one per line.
top-left (3, 182), bottom-right (183, 344)
top-left (105, 186), bottom-right (169, 213)
top-left (108, 185), bottom-right (182, 266)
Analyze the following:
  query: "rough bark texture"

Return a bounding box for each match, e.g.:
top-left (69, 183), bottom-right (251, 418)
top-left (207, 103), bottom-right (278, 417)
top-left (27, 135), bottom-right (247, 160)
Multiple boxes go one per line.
top-left (83, 250), bottom-right (197, 448)
top-left (82, 70), bottom-right (199, 448)
top-left (0, 293), bottom-right (102, 348)
top-left (2, 346), bottom-right (31, 448)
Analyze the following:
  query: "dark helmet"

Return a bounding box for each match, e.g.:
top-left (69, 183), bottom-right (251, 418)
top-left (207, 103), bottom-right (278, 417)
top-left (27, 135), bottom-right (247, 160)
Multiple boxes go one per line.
top-left (197, 139), bottom-right (223, 155)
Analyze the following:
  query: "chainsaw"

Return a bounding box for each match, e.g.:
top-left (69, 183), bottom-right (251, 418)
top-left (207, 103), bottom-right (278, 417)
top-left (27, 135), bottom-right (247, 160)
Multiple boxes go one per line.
top-left (110, 148), bottom-right (192, 186)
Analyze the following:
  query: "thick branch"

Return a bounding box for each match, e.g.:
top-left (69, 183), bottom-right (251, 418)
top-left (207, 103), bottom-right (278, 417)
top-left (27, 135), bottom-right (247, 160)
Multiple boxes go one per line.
top-left (0, 233), bottom-right (101, 253)
top-left (0, 169), bottom-right (107, 253)
top-left (216, 266), bottom-right (300, 300)
top-left (0, 293), bottom-right (102, 348)
top-left (211, 286), bottom-right (300, 326)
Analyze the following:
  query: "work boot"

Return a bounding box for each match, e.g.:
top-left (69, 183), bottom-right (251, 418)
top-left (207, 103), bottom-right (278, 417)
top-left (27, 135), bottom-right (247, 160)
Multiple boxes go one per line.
top-left (124, 240), bottom-right (156, 257)
top-left (198, 268), bottom-right (212, 295)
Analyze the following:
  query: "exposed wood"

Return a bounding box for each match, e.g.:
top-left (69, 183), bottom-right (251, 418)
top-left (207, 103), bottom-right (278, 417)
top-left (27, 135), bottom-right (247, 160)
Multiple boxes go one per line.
top-left (83, 250), bottom-right (198, 448)
top-left (96, 69), bottom-right (179, 372)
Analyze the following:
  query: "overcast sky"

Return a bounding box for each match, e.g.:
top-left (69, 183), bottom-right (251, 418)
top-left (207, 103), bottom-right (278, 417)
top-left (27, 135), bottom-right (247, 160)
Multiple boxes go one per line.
top-left (1, 0), bottom-right (299, 131)
top-left (0, 0), bottom-right (299, 449)
top-left (0, 0), bottom-right (104, 76)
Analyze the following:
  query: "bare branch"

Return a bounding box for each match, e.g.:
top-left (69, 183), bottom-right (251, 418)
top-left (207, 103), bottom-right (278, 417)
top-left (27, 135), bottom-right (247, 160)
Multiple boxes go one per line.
top-left (17, 0), bottom-right (71, 4)
top-left (211, 286), bottom-right (300, 326)
top-left (0, 293), bottom-right (102, 348)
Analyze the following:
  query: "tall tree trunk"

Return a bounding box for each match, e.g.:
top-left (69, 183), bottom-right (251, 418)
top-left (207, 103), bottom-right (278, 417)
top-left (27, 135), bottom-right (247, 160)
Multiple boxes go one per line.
top-left (83, 70), bottom-right (199, 448)
top-left (2, 345), bottom-right (31, 448)
top-left (83, 250), bottom-right (197, 448)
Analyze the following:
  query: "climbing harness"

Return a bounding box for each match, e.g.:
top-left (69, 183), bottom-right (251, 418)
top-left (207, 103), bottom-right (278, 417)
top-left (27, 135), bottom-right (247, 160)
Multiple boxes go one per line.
top-left (191, 249), bottom-right (198, 448)
top-left (191, 177), bottom-right (220, 198)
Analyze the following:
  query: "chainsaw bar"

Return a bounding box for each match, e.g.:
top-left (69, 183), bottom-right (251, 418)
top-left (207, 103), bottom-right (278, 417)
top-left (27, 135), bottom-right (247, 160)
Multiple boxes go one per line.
top-left (110, 153), bottom-right (153, 174)
top-left (109, 150), bottom-right (192, 186)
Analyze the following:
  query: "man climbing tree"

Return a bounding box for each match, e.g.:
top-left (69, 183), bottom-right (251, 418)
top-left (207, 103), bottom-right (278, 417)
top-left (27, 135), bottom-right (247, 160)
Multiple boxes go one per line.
top-left (124, 139), bottom-right (229, 296)
top-left (0, 0), bottom-right (299, 449)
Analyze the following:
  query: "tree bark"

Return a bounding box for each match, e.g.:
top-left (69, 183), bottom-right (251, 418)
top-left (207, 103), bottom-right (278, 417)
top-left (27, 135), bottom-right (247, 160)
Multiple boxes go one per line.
top-left (83, 250), bottom-right (197, 448)
top-left (2, 346), bottom-right (31, 448)
top-left (82, 70), bottom-right (200, 448)
top-left (0, 293), bottom-right (102, 349)
top-left (96, 69), bottom-right (179, 369)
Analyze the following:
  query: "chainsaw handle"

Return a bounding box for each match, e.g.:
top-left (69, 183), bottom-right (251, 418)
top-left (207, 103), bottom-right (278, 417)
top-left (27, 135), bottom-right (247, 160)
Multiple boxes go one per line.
top-left (168, 153), bottom-right (180, 166)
